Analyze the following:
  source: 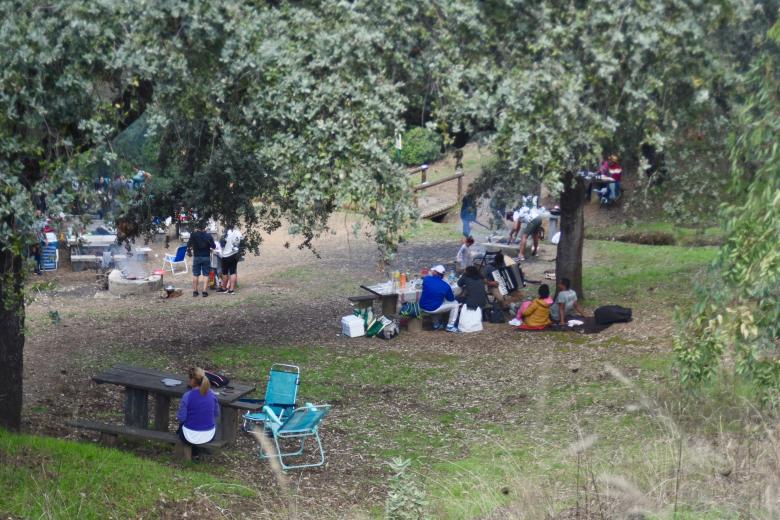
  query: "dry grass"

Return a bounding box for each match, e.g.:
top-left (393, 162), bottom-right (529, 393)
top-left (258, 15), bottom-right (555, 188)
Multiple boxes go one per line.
top-left (437, 365), bottom-right (780, 520)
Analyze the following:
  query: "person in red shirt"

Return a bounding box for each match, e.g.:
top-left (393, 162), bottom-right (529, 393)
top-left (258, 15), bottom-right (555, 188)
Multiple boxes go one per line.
top-left (607, 154), bottom-right (622, 200)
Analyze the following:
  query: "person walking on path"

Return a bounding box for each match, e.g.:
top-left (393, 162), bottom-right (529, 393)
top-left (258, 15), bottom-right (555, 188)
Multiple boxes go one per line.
top-left (187, 223), bottom-right (216, 297)
top-left (460, 192), bottom-right (478, 238)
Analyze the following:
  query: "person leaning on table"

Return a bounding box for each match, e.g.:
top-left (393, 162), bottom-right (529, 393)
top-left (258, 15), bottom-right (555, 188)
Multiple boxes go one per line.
top-left (419, 264), bottom-right (461, 333)
top-left (176, 367), bottom-right (220, 457)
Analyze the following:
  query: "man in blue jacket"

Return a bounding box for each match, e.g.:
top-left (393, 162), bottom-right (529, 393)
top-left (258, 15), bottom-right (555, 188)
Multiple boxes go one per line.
top-left (419, 265), bottom-right (460, 332)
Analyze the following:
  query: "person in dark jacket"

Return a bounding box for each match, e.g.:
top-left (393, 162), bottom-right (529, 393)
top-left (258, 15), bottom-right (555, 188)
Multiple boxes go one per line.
top-left (176, 367), bottom-right (220, 456)
top-left (187, 224), bottom-right (216, 297)
top-left (419, 264), bottom-right (460, 332)
top-left (457, 266), bottom-right (488, 310)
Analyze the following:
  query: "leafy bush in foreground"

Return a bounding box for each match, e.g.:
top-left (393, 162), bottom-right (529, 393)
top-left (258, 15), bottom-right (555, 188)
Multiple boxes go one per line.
top-left (675, 21), bottom-right (780, 402)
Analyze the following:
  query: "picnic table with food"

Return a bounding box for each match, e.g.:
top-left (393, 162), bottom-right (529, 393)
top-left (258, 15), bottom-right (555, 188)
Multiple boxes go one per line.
top-left (360, 269), bottom-right (462, 316)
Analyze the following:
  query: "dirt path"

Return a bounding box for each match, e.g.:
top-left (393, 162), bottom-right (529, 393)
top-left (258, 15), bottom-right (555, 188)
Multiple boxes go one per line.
top-left (19, 149), bottom-right (664, 518)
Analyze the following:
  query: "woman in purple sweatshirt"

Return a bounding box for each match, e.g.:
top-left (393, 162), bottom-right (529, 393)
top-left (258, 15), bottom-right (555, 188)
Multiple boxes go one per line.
top-left (176, 367), bottom-right (220, 454)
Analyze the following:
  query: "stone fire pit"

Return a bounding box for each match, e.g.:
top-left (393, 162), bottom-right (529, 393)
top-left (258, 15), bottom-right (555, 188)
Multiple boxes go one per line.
top-left (108, 269), bottom-right (163, 296)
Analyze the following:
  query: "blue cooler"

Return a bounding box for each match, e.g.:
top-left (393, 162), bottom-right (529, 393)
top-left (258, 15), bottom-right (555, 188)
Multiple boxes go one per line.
top-left (42, 232), bottom-right (59, 271)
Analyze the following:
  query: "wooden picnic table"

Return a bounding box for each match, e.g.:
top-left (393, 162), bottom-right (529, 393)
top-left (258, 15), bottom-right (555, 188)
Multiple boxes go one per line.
top-left (476, 242), bottom-right (521, 255)
top-left (360, 282), bottom-right (402, 316)
top-left (361, 280), bottom-right (462, 316)
top-left (591, 175), bottom-right (616, 184)
top-left (91, 364), bottom-right (255, 444)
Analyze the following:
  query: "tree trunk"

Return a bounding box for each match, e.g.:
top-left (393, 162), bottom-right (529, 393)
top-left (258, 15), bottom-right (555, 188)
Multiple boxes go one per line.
top-left (0, 250), bottom-right (25, 431)
top-left (555, 171), bottom-right (586, 299)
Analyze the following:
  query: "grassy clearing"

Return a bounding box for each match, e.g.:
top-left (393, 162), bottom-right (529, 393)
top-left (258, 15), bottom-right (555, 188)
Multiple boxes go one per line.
top-left (202, 240), bottom-right (727, 518)
top-left (0, 430), bottom-right (256, 519)
top-left (208, 344), bottom-right (457, 404)
top-left (585, 220), bottom-right (724, 247)
top-left (417, 243), bottom-right (766, 519)
top-left (584, 240), bottom-right (717, 308)
top-left (403, 219), bottom-right (462, 242)
top-left (422, 361), bottom-right (759, 519)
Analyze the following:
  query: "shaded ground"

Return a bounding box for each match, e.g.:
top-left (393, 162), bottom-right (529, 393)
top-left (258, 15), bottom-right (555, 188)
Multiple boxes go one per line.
top-left (20, 215), bottom-right (690, 518)
top-left (16, 147), bottom-right (729, 518)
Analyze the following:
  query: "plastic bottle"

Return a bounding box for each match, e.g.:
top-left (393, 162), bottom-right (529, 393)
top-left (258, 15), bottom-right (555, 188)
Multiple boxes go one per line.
top-left (400, 272), bottom-right (407, 288)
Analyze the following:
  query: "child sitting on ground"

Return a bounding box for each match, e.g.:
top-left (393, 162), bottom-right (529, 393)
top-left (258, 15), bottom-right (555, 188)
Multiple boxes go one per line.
top-left (519, 284), bottom-right (552, 330)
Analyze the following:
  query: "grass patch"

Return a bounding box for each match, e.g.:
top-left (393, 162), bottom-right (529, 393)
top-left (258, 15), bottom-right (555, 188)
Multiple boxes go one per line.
top-left (0, 430), bottom-right (255, 519)
top-left (207, 344), bottom-right (457, 403)
top-left (583, 240), bottom-right (717, 308)
top-left (78, 346), bottom-right (175, 373)
top-left (403, 219), bottom-right (462, 243)
top-left (275, 265), bottom-right (356, 297)
top-left (586, 221), bottom-right (724, 247)
top-left (425, 384), bottom-right (664, 518)
top-left (407, 142), bottom-right (489, 187)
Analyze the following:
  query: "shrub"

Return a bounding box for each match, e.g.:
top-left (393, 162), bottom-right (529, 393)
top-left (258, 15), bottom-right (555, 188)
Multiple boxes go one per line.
top-left (385, 458), bottom-right (427, 520)
top-left (398, 127), bottom-right (442, 166)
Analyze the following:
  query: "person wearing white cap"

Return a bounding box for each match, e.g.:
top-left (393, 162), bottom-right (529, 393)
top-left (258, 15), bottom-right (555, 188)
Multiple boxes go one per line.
top-left (419, 264), bottom-right (460, 332)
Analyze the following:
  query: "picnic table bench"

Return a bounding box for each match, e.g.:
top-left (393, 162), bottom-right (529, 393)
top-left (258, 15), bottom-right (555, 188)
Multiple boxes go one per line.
top-left (70, 365), bottom-right (259, 461)
top-left (348, 294), bottom-right (377, 310)
top-left (70, 254), bottom-right (102, 272)
top-left (476, 242), bottom-right (521, 256)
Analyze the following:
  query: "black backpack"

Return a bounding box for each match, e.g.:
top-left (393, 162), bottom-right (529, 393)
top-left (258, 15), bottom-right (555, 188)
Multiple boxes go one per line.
top-left (489, 305), bottom-right (505, 324)
top-left (205, 371), bottom-right (230, 388)
top-left (594, 305), bottom-right (632, 325)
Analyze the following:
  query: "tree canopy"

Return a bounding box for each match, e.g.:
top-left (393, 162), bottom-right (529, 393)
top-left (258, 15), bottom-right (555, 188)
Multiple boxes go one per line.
top-left (2, 0), bottom-right (778, 429)
top-left (675, 19), bottom-right (780, 401)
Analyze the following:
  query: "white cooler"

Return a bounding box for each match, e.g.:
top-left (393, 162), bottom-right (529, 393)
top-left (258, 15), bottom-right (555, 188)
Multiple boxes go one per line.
top-left (341, 315), bottom-right (365, 338)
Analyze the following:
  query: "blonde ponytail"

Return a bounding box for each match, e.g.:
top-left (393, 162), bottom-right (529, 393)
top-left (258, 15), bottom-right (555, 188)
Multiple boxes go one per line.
top-left (189, 367), bottom-right (211, 396)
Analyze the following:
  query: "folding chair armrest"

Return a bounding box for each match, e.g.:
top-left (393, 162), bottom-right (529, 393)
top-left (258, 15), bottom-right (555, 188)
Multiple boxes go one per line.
top-left (262, 405), bottom-right (283, 425)
top-left (238, 398), bottom-right (265, 405)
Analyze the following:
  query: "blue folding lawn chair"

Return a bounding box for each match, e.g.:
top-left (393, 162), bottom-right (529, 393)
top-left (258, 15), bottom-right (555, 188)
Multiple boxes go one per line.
top-left (241, 364), bottom-right (300, 432)
top-left (259, 403), bottom-right (331, 470)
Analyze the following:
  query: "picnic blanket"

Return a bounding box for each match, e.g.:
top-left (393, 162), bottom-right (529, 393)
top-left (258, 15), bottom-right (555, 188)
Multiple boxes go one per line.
top-left (514, 316), bottom-right (612, 335)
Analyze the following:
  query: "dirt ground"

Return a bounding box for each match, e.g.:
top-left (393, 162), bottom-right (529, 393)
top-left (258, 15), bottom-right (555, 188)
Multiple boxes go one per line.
top-left (20, 204), bottom-right (671, 519)
top-left (20, 147), bottom-right (668, 518)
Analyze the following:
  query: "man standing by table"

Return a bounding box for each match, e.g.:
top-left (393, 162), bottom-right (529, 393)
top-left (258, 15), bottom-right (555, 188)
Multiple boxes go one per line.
top-left (187, 223), bottom-right (216, 297)
top-left (419, 264), bottom-right (460, 332)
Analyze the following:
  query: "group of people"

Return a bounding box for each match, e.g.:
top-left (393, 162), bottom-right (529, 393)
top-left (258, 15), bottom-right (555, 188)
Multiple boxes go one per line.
top-left (585, 154), bottom-right (622, 205)
top-left (186, 224), bottom-right (243, 297)
top-left (418, 249), bottom-right (586, 332)
top-left (94, 167), bottom-right (153, 220)
top-left (515, 277), bottom-right (586, 329)
top-left (94, 167), bottom-right (152, 195)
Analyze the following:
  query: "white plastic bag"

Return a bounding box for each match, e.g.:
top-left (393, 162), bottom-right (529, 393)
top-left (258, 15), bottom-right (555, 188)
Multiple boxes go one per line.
top-left (458, 305), bottom-right (483, 333)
